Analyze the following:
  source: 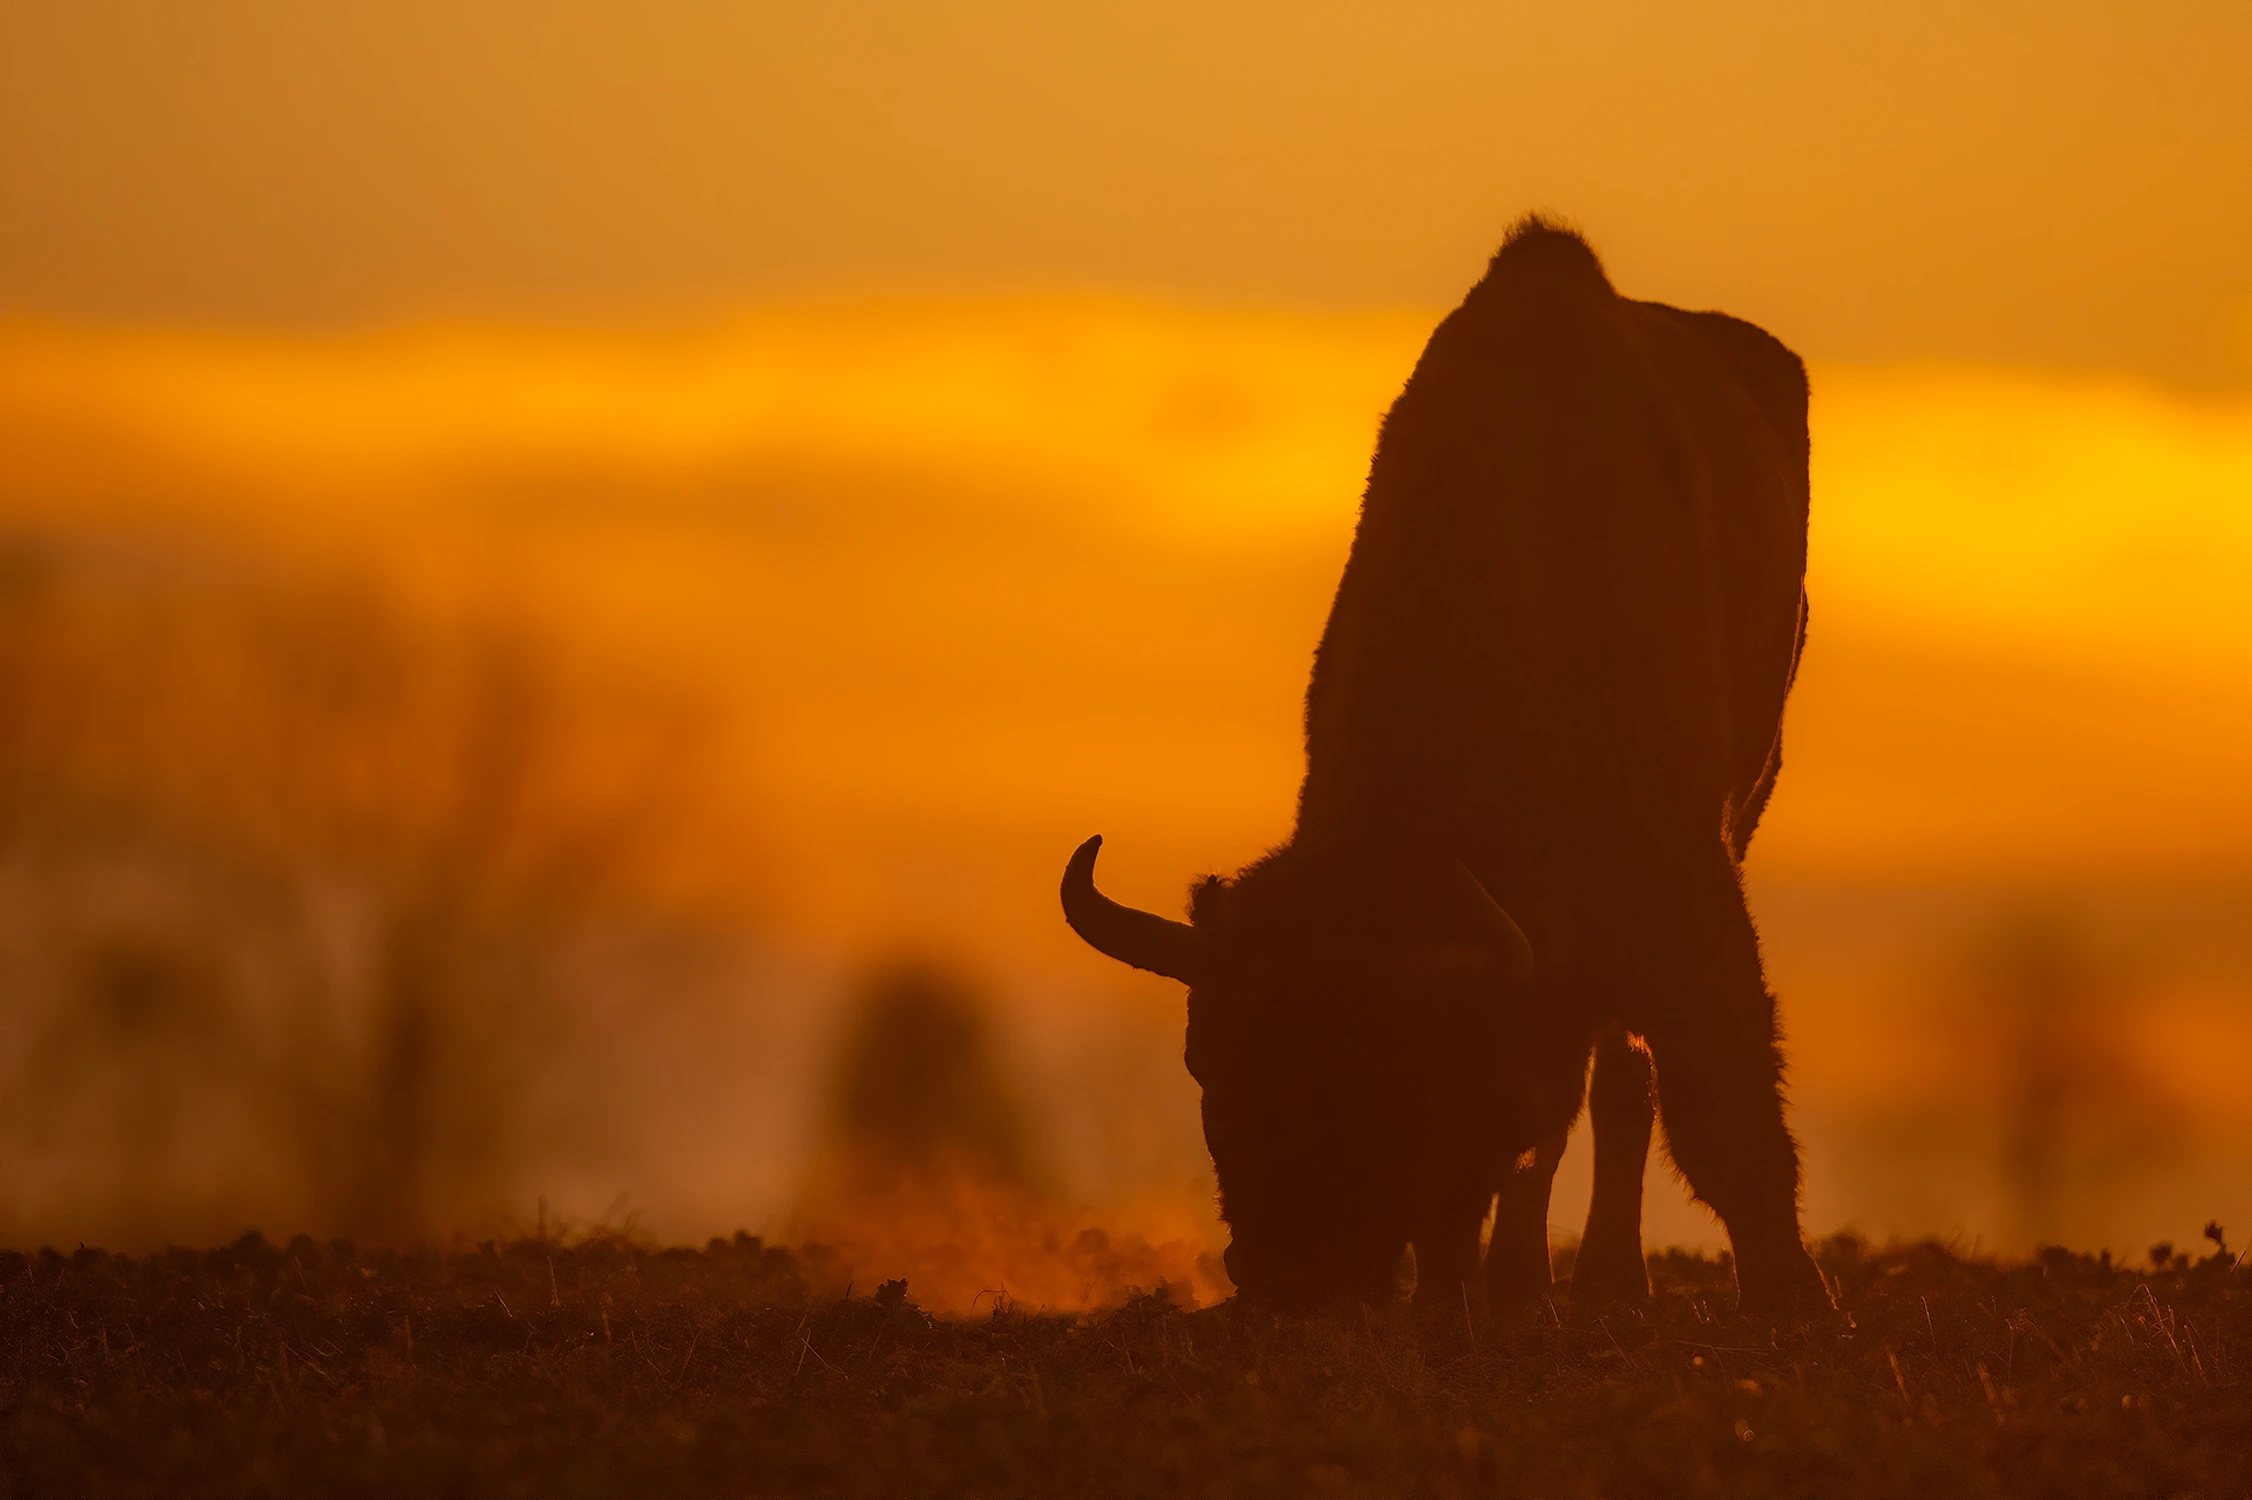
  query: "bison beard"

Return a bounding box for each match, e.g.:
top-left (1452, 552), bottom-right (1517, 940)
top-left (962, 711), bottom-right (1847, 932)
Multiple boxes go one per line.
top-left (1063, 217), bottom-right (1833, 1319)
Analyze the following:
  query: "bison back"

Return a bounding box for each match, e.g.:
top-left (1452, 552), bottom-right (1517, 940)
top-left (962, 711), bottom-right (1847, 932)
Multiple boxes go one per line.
top-left (1296, 227), bottom-right (1810, 882)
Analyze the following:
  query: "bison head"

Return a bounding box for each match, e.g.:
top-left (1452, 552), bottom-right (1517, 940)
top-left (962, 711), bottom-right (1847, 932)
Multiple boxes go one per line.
top-left (1060, 835), bottom-right (1534, 1308)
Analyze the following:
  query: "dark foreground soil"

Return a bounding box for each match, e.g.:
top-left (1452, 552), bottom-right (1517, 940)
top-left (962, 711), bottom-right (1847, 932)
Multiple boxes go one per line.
top-left (2, 1232), bottom-right (2247, 1499)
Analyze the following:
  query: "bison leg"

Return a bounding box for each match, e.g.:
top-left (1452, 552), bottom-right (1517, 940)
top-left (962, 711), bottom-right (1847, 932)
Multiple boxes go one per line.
top-left (1639, 853), bottom-right (1832, 1318)
top-left (1571, 1024), bottom-right (1653, 1304)
top-left (1410, 1214), bottom-right (1489, 1319)
top-left (1484, 1128), bottom-right (1567, 1308)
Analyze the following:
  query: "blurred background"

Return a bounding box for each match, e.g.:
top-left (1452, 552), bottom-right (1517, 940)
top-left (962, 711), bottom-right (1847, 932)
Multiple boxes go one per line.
top-left (3, 1), bottom-right (2249, 1307)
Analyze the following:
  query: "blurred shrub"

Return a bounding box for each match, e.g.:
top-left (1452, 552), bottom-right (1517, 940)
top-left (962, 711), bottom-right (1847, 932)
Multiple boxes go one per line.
top-left (0, 528), bottom-right (743, 1247)
top-left (1961, 906), bottom-right (2187, 1248)
top-left (809, 961), bottom-right (1042, 1188)
top-left (789, 960), bottom-right (1221, 1310)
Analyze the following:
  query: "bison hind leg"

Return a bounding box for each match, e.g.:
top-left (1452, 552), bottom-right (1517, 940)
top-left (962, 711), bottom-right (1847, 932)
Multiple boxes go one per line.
top-left (1637, 847), bottom-right (1834, 1319)
top-left (1569, 1024), bottom-right (1654, 1305)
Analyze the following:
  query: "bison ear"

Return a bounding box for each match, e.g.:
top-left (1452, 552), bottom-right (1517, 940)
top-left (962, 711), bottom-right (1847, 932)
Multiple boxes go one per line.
top-left (1448, 861), bottom-right (1536, 986)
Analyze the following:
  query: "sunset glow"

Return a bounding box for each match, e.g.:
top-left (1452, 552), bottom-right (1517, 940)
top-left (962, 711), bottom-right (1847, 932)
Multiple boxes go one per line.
top-left (8, 305), bottom-right (2252, 880)
top-left (10, 5), bottom-right (2251, 1488)
top-left (6, 300), bottom-right (2252, 1264)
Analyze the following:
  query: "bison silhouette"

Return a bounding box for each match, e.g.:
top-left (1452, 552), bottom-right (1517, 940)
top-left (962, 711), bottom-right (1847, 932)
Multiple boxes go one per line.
top-left (1063, 219), bottom-right (1830, 1318)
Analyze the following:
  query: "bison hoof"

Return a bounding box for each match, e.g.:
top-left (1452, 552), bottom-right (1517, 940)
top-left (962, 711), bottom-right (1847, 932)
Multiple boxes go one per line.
top-left (1568, 1241), bottom-right (1650, 1306)
top-left (1483, 1259), bottom-right (1555, 1311)
top-left (1733, 1248), bottom-right (1838, 1323)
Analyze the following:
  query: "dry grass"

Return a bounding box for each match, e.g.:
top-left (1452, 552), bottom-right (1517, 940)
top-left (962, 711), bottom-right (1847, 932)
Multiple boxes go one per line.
top-left (2, 1232), bottom-right (2246, 1498)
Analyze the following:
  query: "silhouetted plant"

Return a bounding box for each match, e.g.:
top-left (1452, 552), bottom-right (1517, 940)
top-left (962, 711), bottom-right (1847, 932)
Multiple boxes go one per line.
top-left (0, 529), bottom-right (735, 1247)
top-left (1964, 906), bottom-right (2184, 1250)
top-left (809, 961), bottom-right (1042, 1189)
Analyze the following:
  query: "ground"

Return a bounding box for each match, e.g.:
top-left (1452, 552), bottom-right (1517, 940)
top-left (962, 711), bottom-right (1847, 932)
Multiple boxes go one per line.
top-left (2, 1232), bottom-right (2247, 1498)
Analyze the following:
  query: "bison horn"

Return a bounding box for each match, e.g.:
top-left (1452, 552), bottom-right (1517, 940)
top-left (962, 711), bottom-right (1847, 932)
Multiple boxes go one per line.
top-left (1451, 861), bottom-right (1536, 984)
top-left (1060, 836), bottom-right (1200, 984)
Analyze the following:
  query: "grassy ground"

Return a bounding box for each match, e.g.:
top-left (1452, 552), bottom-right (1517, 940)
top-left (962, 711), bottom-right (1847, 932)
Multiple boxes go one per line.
top-left (2, 1231), bottom-right (2247, 1498)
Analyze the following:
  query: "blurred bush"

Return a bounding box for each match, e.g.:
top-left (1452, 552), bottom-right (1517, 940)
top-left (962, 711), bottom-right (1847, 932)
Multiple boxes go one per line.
top-left (1965, 907), bottom-right (2188, 1249)
top-left (790, 961), bottom-right (1221, 1310)
top-left (812, 962), bottom-right (1043, 1187)
top-left (0, 528), bottom-right (741, 1247)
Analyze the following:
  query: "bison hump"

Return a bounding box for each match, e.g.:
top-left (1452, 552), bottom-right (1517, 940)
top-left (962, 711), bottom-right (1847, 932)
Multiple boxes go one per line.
top-left (1484, 216), bottom-right (1613, 293)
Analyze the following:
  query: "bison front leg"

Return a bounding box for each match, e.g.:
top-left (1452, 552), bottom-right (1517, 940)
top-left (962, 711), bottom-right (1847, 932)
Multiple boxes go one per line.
top-left (1483, 1129), bottom-right (1566, 1308)
top-left (1570, 1024), bottom-right (1653, 1305)
top-left (1410, 1220), bottom-right (1488, 1322)
top-left (1639, 853), bottom-right (1832, 1319)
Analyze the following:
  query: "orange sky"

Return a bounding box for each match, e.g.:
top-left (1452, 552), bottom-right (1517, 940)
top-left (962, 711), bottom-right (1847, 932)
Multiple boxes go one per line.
top-left (4, 6), bottom-right (2251, 1261)
top-left (6, 304), bottom-right (2251, 1259)
top-left (8, 305), bottom-right (2252, 916)
top-left (4, 1), bottom-right (2249, 385)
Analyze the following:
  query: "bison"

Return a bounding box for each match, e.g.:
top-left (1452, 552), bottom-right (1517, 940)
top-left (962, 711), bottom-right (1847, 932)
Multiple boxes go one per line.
top-left (1061, 218), bottom-right (1831, 1317)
